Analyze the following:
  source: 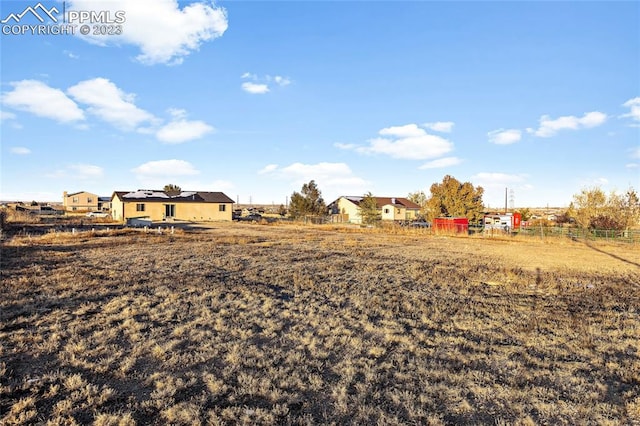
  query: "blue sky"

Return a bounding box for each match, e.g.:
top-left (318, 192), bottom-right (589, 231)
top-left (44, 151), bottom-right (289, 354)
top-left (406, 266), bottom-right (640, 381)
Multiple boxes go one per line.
top-left (1, 0), bottom-right (638, 208)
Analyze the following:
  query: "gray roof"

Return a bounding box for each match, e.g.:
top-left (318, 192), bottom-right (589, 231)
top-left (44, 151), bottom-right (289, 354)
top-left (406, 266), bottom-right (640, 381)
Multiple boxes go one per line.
top-left (112, 190), bottom-right (234, 204)
top-left (332, 195), bottom-right (421, 209)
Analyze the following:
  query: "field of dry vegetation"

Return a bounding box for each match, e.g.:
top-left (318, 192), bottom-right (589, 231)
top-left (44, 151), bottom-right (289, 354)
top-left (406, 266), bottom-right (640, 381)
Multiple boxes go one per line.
top-left (1, 222), bottom-right (639, 425)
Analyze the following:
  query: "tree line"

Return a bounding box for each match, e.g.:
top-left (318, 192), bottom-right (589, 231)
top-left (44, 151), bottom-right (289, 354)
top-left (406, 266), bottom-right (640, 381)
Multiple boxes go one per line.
top-left (287, 175), bottom-right (486, 224)
top-left (165, 177), bottom-right (639, 230)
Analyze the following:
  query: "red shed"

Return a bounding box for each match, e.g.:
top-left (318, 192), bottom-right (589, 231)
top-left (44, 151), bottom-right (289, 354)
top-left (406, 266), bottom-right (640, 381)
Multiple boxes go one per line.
top-left (433, 217), bottom-right (469, 234)
top-left (512, 212), bottom-right (522, 229)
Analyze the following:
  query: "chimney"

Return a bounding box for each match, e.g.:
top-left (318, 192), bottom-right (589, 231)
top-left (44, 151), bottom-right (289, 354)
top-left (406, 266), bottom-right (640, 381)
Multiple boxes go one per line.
top-left (391, 197), bottom-right (396, 205)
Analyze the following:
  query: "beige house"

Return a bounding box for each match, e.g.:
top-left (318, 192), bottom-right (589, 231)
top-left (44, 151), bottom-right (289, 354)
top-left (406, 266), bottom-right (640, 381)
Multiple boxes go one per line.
top-left (329, 196), bottom-right (421, 224)
top-left (111, 190), bottom-right (234, 222)
top-left (63, 191), bottom-right (100, 212)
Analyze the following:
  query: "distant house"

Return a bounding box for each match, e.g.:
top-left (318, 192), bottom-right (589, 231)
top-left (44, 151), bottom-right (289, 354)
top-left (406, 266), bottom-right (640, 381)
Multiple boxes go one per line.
top-left (111, 189), bottom-right (234, 222)
top-left (98, 196), bottom-right (112, 212)
top-left (63, 191), bottom-right (100, 212)
top-left (328, 196), bottom-right (421, 224)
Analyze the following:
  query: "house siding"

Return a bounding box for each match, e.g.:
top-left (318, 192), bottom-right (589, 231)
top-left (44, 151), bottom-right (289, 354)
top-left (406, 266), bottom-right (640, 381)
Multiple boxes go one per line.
top-left (63, 191), bottom-right (99, 212)
top-left (334, 197), bottom-right (363, 224)
top-left (330, 196), bottom-right (420, 224)
top-left (111, 192), bottom-right (233, 222)
top-left (111, 195), bottom-right (125, 221)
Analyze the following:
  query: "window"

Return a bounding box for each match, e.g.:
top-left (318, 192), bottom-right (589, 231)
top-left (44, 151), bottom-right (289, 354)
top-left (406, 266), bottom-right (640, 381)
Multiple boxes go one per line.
top-left (219, 204), bottom-right (226, 212)
top-left (384, 208), bottom-right (390, 214)
top-left (165, 204), bottom-right (175, 217)
top-left (87, 197), bottom-right (93, 203)
top-left (136, 203), bottom-right (145, 212)
top-left (72, 197), bottom-right (79, 203)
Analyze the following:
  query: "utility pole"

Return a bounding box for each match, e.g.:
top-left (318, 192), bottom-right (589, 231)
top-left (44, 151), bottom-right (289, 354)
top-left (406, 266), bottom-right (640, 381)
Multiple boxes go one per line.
top-left (509, 189), bottom-right (515, 212)
top-left (504, 187), bottom-right (508, 214)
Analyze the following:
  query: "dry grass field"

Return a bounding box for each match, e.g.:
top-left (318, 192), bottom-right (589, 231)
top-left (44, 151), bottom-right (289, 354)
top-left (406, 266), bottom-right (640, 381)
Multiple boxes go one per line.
top-left (1, 222), bottom-right (639, 425)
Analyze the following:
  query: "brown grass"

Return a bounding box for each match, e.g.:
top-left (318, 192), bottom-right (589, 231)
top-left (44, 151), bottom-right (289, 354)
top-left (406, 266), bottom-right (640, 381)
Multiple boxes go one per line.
top-left (1, 222), bottom-right (638, 425)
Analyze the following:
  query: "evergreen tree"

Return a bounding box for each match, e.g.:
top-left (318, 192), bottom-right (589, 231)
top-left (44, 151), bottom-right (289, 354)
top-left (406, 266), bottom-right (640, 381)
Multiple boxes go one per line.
top-left (359, 192), bottom-right (381, 225)
top-left (289, 180), bottom-right (326, 219)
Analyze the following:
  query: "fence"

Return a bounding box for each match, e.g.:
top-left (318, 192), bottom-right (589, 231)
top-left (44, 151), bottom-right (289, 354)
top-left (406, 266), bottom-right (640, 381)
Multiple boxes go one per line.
top-left (516, 226), bottom-right (640, 244)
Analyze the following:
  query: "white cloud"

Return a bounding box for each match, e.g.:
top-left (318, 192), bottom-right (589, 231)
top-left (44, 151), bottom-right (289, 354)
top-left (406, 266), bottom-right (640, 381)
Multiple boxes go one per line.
top-left (630, 146), bottom-right (640, 159)
top-left (10, 147), bottom-right (31, 155)
top-left (69, 164), bottom-right (104, 179)
top-left (626, 163), bottom-right (638, 169)
top-left (67, 78), bottom-right (156, 130)
top-left (241, 82), bottom-right (270, 94)
top-left (472, 172), bottom-right (527, 188)
top-left (418, 157), bottom-right (462, 169)
top-left (2, 80), bottom-right (84, 123)
top-left (338, 123), bottom-right (453, 160)
top-left (260, 162), bottom-right (368, 196)
top-left (67, 0), bottom-right (228, 65)
top-left (580, 111), bottom-right (608, 127)
top-left (424, 121), bottom-right (454, 133)
top-left (167, 108), bottom-right (187, 119)
top-left (622, 97), bottom-right (640, 123)
top-left (240, 73), bottom-right (291, 94)
top-left (258, 164), bottom-right (279, 174)
top-left (273, 76), bottom-right (291, 86)
top-left (488, 128), bottom-right (522, 145)
top-left (45, 163), bottom-right (104, 179)
top-left (156, 119), bottom-right (213, 144)
top-left (132, 159), bottom-right (200, 177)
top-left (1, 110), bottom-right (16, 120)
top-left (529, 111), bottom-right (607, 137)
top-left (333, 143), bottom-right (358, 150)
top-left (64, 50), bottom-right (79, 59)
top-left (379, 124), bottom-right (425, 138)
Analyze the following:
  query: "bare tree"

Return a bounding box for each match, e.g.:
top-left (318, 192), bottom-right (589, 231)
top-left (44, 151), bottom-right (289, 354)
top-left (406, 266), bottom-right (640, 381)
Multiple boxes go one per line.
top-left (571, 186), bottom-right (640, 230)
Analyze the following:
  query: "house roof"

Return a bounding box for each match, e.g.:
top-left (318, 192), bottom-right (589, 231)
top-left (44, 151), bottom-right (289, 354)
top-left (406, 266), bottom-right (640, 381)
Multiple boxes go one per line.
top-left (65, 191), bottom-right (97, 197)
top-left (333, 196), bottom-right (421, 210)
top-left (112, 190), bottom-right (234, 204)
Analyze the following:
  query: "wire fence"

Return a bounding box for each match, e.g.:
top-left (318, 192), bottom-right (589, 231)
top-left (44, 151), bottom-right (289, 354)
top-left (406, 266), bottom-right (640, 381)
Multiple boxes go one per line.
top-left (514, 226), bottom-right (640, 244)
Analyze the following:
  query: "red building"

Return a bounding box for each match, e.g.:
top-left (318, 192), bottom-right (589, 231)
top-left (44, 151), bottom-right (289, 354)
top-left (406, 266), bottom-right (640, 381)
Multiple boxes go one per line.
top-left (433, 217), bottom-right (469, 233)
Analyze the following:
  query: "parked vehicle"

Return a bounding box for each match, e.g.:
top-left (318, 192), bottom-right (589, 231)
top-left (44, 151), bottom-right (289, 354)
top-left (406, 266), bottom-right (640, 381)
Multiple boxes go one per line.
top-left (409, 221), bottom-right (431, 228)
top-left (86, 211), bottom-right (110, 218)
top-left (36, 206), bottom-right (64, 215)
top-left (239, 213), bottom-right (263, 222)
